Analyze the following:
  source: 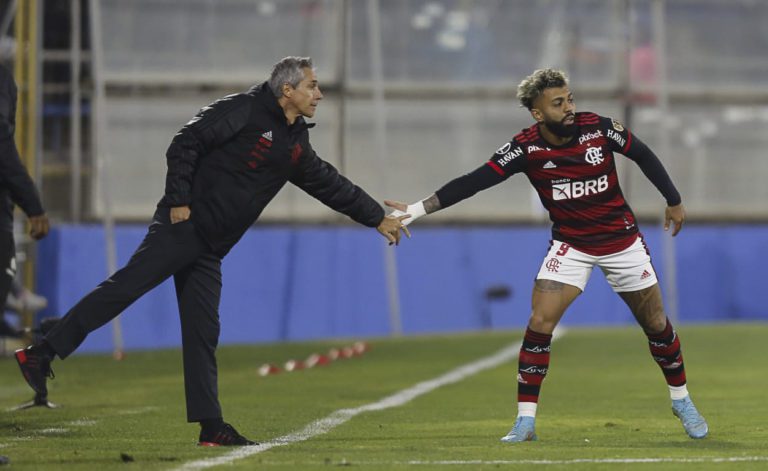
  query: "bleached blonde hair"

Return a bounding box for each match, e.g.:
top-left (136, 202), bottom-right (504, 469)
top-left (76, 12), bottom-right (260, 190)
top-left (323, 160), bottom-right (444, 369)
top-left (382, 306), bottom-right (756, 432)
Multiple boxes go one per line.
top-left (517, 68), bottom-right (569, 110)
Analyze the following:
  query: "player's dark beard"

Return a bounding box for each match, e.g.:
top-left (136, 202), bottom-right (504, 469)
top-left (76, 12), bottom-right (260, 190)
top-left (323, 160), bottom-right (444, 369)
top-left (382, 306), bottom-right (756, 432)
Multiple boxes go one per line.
top-left (544, 116), bottom-right (577, 138)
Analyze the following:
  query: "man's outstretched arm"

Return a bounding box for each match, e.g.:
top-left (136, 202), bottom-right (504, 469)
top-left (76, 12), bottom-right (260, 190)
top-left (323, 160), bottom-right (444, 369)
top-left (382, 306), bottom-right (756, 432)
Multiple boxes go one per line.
top-left (385, 163), bottom-right (507, 225)
top-left (291, 144), bottom-right (411, 244)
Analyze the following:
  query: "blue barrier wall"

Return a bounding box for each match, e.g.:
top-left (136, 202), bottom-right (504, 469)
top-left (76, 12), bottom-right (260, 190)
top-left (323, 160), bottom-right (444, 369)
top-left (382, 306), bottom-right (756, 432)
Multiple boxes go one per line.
top-left (34, 223), bottom-right (767, 353)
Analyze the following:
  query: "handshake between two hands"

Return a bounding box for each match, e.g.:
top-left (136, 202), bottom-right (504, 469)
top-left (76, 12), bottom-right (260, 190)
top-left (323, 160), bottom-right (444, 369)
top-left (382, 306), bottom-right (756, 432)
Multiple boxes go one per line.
top-left (377, 200), bottom-right (414, 246)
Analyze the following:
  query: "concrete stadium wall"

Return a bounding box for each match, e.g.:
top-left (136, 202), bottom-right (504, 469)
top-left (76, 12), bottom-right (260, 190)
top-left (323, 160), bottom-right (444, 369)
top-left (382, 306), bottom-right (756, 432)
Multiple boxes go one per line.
top-left (33, 224), bottom-right (767, 353)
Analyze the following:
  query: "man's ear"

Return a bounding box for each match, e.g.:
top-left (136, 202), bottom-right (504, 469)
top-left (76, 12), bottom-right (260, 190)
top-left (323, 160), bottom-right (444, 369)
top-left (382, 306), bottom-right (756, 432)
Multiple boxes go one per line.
top-left (282, 83), bottom-right (293, 98)
top-left (531, 108), bottom-right (544, 123)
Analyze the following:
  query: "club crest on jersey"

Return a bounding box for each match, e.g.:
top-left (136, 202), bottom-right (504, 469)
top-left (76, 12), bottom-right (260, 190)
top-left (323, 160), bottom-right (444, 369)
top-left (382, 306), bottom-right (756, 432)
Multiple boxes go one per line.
top-left (584, 146), bottom-right (604, 166)
top-left (612, 119), bottom-right (625, 132)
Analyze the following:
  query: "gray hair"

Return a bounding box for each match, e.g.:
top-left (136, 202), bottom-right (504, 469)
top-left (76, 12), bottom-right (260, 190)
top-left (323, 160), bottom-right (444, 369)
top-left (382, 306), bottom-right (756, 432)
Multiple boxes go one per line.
top-left (268, 56), bottom-right (314, 98)
top-left (516, 68), bottom-right (569, 110)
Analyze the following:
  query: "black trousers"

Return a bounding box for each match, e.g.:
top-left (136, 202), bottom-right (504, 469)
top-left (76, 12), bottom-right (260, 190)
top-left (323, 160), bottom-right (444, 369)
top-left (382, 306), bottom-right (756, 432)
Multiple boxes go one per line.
top-left (0, 230), bottom-right (15, 324)
top-left (44, 208), bottom-right (224, 422)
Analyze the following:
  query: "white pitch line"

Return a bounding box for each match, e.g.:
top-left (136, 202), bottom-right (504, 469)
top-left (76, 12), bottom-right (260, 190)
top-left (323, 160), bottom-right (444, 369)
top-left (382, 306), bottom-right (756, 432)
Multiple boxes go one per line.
top-left (67, 419), bottom-right (98, 427)
top-left (37, 428), bottom-right (69, 434)
top-left (115, 406), bottom-right (159, 416)
top-left (404, 457), bottom-right (768, 465)
top-left (174, 330), bottom-right (564, 471)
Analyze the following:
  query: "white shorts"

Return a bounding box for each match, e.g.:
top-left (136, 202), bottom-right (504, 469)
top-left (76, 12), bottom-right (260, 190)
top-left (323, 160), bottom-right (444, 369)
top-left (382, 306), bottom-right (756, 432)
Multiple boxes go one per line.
top-left (536, 236), bottom-right (658, 293)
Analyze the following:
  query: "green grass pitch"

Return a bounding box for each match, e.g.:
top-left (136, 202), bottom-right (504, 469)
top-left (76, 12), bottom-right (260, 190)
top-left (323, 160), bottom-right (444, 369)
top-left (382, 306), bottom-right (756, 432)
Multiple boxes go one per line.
top-left (1, 323), bottom-right (767, 470)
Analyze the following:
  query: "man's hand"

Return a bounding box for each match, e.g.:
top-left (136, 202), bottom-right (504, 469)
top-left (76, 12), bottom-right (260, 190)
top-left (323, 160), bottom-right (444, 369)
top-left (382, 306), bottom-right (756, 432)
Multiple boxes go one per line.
top-left (377, 214), bottom-right (411, 246)
top-left (28, 214), bottom-right (49, 240)
top-left (170, 205), bottom-right (191, 224)
top-left (664, 203), bottom-right (685, 236)
top-left (384, 201), bottom-right (409, 224)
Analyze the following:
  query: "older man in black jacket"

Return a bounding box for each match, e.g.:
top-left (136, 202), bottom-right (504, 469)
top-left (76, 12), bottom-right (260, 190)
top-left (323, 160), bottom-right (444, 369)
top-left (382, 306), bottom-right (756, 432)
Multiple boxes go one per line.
top-left (0, 64), bottom-right (49, 338)
top-left (15, 56), bottom-right (408, 446)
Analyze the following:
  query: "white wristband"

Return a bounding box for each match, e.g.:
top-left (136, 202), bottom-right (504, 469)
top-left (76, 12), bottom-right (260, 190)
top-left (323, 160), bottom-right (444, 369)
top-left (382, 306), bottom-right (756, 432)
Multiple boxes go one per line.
top-left (389, 201), bottom-right (426, 226)
top-left (391, 201), bottom-right (427, 226)
top-left (405, 201), bottom-right (426, 224)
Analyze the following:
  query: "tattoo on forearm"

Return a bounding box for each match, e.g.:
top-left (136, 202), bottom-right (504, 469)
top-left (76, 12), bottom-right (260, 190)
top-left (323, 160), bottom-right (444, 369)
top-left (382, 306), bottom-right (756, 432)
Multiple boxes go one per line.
top-left (534, 279), bottom-right (565, 292)
top-left (423, 194), bottom-right (442, 214)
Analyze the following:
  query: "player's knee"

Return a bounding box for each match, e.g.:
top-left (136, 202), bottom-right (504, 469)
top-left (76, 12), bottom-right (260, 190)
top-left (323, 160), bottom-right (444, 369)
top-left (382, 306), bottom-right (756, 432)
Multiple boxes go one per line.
top-left (640, 309), bottom-right (667, 334)
top-left (528, 314), bottom-right (557, 335)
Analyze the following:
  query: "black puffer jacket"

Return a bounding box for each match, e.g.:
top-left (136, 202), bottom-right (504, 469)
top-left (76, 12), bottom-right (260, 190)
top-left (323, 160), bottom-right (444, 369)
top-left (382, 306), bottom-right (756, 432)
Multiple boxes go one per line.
top-left (159, 82), bottom-right (384, 257)
top-left (0, 65), bottom-right (44, 232)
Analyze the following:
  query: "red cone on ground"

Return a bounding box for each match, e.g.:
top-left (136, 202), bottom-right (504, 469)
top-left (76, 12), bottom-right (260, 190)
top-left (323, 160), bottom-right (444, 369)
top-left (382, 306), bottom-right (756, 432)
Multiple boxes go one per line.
top-left (284, 359), bottom-right (305, 372)
top-left (328, 348), bottom-right (340, 360)
top-left (340, 347), bottom-right (355, 359)
top-left (258, 363), bottom-right (281, 376)
top-left (352, 341), bottom-right (369, 355)
top-left (305, 353), bottom-right (331, 368)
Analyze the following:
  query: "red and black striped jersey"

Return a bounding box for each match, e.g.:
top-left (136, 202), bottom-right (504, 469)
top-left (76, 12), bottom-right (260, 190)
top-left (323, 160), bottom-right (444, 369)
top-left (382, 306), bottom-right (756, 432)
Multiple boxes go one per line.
top-left (487, 112), bottom-right (639, 255)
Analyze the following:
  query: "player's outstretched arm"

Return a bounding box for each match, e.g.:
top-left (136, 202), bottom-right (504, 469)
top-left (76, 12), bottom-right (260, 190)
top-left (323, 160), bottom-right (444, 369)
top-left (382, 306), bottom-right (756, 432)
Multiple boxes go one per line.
top-left (385, 162), bottom-right (507, 229)
top-left (664, 203), bottom-right (685, 237)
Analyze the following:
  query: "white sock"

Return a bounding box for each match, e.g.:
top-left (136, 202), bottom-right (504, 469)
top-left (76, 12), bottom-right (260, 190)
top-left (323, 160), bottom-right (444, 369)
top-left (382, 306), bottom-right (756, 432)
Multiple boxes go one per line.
top-left (518, 402), bottom-right (537, 418)
top-left (669, 384), bottom-right (689, 401)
